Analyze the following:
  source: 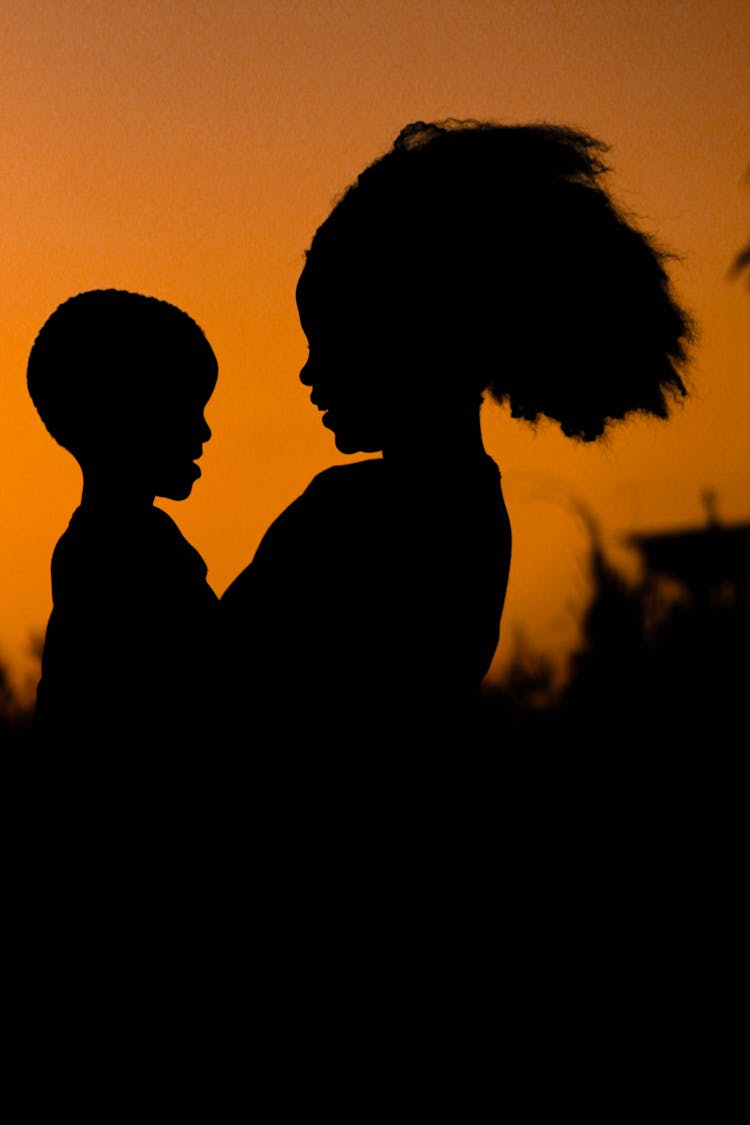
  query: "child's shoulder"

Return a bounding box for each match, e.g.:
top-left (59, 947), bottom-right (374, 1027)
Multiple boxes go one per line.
top-left (51, 505), bottom-right (208, 585)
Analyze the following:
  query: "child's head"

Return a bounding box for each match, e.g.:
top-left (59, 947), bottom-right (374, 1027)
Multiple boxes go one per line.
top-left (27, 289), bottom-right (218, 501)
top-left (297, 119), bottom-right (693, 451)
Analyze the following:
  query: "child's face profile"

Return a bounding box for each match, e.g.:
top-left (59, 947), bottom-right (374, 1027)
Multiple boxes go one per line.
top-left (141, 385), bottom-right (214, 501)
top-left (98, 365), bottom-right (216, 503)
top-left (296, 260), bottom-right (395, 455)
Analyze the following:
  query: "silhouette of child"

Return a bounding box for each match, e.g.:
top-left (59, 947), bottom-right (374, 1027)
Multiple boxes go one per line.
top-left (27, 289), bottom-right (220, 751)
top-left (22, 293), bottom-right (250, 1047)
top-left (221, 119), bottom-right (693, 755)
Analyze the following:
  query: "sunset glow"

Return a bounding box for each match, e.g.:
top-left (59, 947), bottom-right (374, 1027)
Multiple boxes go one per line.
top-left (2, 0), bottom-right (748, 703)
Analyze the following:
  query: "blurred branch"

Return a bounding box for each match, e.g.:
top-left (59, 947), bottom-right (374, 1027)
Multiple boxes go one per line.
top-left (729, 164), bottom-right (750, 288)
top-left (729, 244), bottom-right (750, 288)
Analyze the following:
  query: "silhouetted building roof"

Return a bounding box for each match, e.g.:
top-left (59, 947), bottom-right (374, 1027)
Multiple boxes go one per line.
top-left (628, 515), bottom-right (750, 592)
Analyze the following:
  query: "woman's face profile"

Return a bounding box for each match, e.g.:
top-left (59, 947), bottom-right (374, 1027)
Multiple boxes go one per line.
top-left (296, 259), bottom-right (392, 455)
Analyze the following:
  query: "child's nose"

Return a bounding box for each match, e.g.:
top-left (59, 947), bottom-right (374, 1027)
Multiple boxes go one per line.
top-left (299, 357), bottom-right (314, 386)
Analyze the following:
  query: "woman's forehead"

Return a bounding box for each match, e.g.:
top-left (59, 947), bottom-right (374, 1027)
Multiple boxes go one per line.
top-left (297, 247), bottom-right (387, 310)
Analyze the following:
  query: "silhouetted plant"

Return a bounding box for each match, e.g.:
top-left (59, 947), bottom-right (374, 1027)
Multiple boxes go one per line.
top-left (0, 653), bottom-right (35, 748)
top-left (732, 245), bottom-right (750, 286)
top-left (729, 164), bottom-right (749, 288)
top-left (0, 659), bottom-right (14, 725)
top-left (482, 507), bottom-right (747, 754)
top-left (480, 639), bottom-right (559, 747)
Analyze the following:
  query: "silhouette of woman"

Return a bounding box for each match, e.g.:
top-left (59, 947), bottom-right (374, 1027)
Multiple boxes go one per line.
top-left (221, 119), bottom-right (692, 755)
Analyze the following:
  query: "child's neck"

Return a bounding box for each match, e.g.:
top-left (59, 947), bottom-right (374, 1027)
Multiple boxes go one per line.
top-left (81, 474), bottom-right (155, 511)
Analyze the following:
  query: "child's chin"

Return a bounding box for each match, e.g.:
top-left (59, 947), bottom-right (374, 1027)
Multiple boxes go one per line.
top-left (158, 481), bottom-right (195, 502)
top-left (156, 465), bottom-right (201, 501)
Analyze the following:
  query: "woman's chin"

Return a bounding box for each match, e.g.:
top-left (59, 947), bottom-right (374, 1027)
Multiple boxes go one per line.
top-left (328, 422), bottom-right (383, 455)
top-left (334, 434), bottom-right (382, 455)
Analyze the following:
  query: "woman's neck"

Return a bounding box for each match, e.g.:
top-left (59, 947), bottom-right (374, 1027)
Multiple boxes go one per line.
top-left (382, 397), bottom-right (487, 467)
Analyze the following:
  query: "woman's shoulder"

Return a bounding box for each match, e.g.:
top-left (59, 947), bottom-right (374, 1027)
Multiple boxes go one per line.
top-left (271, 459), bottom-right (385, 530)
top-left (224, 461), bottom-right (385, 595)
top-left (305, 459), bottom-right (385, 498)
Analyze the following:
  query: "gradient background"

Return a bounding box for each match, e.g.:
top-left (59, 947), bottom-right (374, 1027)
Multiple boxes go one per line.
top-left (2, 0), bottom-right (748, 705)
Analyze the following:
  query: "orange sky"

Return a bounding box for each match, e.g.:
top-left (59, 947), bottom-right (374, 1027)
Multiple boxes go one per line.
top-left (2, 0), bottom-right (748, 703)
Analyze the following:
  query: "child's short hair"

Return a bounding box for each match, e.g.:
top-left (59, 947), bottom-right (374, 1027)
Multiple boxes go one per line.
top-left (27, 289), bottom-right (217, 456)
